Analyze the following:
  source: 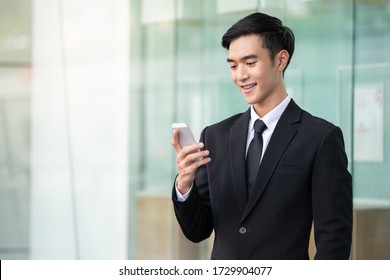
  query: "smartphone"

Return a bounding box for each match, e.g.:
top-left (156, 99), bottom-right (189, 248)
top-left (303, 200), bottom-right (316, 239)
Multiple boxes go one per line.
top-left (172, 123), bottom-right (197, 148)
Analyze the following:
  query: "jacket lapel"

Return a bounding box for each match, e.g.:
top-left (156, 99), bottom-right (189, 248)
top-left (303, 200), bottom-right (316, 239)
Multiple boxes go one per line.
top-left (229, 109), bottom-right (251, 214)
top-left (241, 100), bottom-right (302, 221)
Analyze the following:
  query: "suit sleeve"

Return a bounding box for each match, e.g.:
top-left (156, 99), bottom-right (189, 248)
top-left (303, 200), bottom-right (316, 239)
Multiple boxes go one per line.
top-left (172, 127), bottom-right (213, 243)
top-left (312, 126), bottom-right (353, 259)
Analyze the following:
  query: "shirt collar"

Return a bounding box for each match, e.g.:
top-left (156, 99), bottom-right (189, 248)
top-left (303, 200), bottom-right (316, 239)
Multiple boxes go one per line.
top-left (248, 96), bottom-right (292, 133)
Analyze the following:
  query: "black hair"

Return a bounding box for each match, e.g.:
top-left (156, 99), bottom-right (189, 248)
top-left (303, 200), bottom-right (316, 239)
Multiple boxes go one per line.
top-left (221, 12), bottom-right (295, 70)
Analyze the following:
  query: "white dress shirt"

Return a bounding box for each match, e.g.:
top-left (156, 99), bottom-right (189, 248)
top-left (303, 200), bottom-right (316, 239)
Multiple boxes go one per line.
top-left (246, 95), bottom-right (291, 162)
top-left (176, 96), bottom-right (292, 201)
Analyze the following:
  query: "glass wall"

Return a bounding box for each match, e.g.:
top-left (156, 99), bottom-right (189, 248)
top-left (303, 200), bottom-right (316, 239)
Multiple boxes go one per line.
top-left (0, 0), bottom-right (31, 259)
top-left (353, 0), bottom-right (390, 204)
top-left (0, 0), bottom-right (389, 260)
top-left (130, 0), bottom-right (357, 194)
top-left (1, 0), bottom-right (130, 259)
top-left (130, 0), bottom-right (390, 259)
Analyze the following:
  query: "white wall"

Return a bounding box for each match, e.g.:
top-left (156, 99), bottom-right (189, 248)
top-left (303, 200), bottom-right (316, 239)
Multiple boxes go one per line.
top-left (30, 0), bottom-right (130, 259)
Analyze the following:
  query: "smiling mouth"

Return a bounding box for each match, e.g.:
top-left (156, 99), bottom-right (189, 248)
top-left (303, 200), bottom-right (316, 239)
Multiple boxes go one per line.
top-left (241, 83), bottom-right (257, 90)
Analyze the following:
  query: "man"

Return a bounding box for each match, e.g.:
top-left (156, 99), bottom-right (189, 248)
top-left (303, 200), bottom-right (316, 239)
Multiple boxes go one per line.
top-left (171, 12), bottom-right (352, 260)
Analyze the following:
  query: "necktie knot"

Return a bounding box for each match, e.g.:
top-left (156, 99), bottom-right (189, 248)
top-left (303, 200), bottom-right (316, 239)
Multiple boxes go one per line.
top-left (254, 119), bottom-right (267, 134)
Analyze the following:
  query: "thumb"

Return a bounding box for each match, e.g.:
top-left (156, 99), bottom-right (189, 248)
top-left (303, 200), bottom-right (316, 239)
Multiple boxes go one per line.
top-left (172, 128), bottom-right (182, 152)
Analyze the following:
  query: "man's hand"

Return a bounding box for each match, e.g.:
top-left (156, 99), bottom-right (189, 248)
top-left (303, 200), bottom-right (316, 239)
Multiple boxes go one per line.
top-left (172, 129), bottom-right (211, 195)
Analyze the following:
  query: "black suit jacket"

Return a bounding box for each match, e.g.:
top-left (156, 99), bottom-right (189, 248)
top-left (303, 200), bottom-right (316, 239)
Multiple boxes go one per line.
top-left (172, 99), bottom-right (352, 260)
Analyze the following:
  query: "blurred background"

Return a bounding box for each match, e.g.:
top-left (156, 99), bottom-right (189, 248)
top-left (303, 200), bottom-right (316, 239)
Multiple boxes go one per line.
top-left (0, 0), bottom-right (389, 260)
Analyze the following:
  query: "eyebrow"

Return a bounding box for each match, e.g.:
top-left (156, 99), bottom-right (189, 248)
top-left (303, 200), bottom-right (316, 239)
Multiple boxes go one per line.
top-left (227, 54), bottom-right (258, 63)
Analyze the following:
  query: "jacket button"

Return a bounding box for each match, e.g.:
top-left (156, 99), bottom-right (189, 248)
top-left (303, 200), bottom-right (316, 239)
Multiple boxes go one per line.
top-left (239, 227), bottom-right (247, 234)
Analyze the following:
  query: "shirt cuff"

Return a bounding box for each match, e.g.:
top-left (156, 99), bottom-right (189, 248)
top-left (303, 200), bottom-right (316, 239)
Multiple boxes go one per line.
top-left (175, 180), bottom-right (192, 202)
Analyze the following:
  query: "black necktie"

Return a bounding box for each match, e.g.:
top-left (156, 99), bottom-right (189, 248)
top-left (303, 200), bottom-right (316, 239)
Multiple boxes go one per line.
top-left (246, 119), bottom-right (267, 197)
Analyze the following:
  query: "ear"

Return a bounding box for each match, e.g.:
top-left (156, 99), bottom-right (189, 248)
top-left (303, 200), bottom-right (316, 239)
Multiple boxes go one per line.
top-left (276, 50), bottom-right (289, 72)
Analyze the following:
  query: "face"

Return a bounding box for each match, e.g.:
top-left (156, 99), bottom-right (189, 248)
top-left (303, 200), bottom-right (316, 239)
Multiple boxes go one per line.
top-left (227, 34), bottom-right (288, 115)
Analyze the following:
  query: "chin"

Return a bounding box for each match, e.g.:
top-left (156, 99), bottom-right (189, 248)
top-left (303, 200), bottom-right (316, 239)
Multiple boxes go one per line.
top-left (244, 98), bottom-right (257, 106)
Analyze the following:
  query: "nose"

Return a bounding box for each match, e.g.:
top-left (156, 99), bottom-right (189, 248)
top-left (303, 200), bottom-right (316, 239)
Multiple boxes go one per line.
top-left (237, 65), bottom-right (249, 82)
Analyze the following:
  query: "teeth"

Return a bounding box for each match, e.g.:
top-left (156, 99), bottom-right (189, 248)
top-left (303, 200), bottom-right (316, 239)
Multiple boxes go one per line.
top-left (242, 83), bottom-right (256, 89)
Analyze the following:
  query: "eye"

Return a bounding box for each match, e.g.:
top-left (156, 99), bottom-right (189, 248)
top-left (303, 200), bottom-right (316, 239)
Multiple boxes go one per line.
top-left (230, 64), bottom-right (237, 70)
top-left (247, 61), bottom-right (257, 66)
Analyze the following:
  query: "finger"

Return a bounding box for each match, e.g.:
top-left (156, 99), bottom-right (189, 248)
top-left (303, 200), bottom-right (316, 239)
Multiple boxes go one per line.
top-left (183, 156), bottom-right (211, 177)
top-left (172, 129), bottom-right (181, 152)
top-left (179, 150), bottom-right (211, 173)
top-left (177, 143), bottom-right (205, 166)
top-left (187, 149), bottom-right (210, 162)
top-left (193, 156), bottom-right (211, 169)
top-left (177, 155), bottom-right (211, 190)
top-left (181, 142), bottom-right (204, 155)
